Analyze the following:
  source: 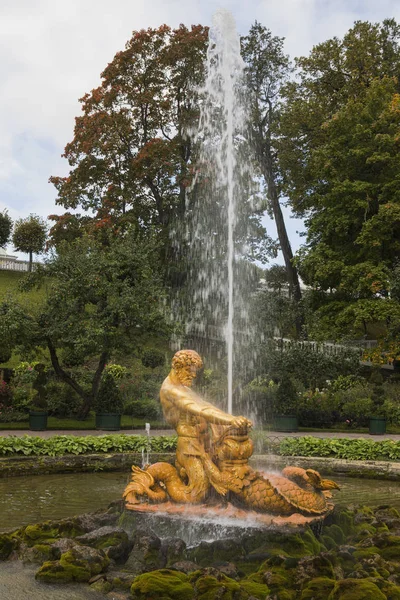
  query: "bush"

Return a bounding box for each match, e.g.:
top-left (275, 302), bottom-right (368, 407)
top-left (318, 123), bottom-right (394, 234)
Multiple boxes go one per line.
top-left (0, 434), bottom-right (178, 456)
top-left (0, 380), bottom-right (12, 407)
top-left (141, 349), bottom-right (165, 369)
top-left (275, 375), bottom-right (298, 416)
top-left (297, 389), bottom-right (339, 428)
top-left (11, 385), bottom-right (33, 413)
top-left (45, 381), bottom-right (83, 418)
top-left (123, 399), bottom-right (161, 420)
top-left (0, 409), bottom-right (28, 423)
top-left (94, 372), bottom-right (124, 414)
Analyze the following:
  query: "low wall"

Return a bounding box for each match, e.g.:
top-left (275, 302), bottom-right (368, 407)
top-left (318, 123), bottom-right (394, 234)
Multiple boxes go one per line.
top-left (1, 452), bottom-right (400, 480)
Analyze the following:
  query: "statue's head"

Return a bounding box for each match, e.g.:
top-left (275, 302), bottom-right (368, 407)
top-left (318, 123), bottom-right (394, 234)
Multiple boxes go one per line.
top-left (172, 349), bottom-right (203, 387)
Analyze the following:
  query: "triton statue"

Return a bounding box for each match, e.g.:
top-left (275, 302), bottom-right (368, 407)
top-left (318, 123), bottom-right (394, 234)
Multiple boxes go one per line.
top-left (123, 350), bottom-right (339, 522)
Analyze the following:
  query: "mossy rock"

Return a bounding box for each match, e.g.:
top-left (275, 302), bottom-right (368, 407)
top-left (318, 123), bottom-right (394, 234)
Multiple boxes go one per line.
top-left (23, 523), bottom-right (59, 544)
top-left (239, 579), bottom-right (270, 599)
top-left (22, 543), bottom-right (54, 564)
top-left (352, 547), bottom-right (381, 560)
top-left (330, 510), bottom-right (355, 536)
top-left (320, 535), bottom-right (337, 550)
top-left (36, 559), bottom-right (91, 583)
top-left (0, 533), bottom-right (17, 560)
top-left (35, 545), bottom-right (109, 583)
top-left (323, 524), bottom-right (345, 545)
top-left (190, 572), bottom-right (242, 600)
top-left (328, 578), bottom-right (386, 600)
top-left (300, 577), bottom-right (336, 599)
top-left (130, 569), bottom-right (194, 600)
top-left (188, 539), bottom-right (244, 567)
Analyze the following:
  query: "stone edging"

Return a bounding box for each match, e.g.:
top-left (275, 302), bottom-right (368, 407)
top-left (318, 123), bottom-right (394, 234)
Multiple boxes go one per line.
top-left (0, 451), bottom-right (399, 480)
top-left (253, 454), bottom-right (400, 481)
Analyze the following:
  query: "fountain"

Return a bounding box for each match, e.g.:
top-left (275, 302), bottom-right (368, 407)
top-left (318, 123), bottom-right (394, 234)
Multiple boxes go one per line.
top-left (123, 349), bottom-right (339, 529)
top-left (183, 8), bottom-right (259, 416)
top-left (124, 11), bottom-right (339, 529)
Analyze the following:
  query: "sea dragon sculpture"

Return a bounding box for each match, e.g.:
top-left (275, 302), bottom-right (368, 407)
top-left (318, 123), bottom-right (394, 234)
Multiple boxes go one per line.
top-left (123, 350), bottom-right (339, 518)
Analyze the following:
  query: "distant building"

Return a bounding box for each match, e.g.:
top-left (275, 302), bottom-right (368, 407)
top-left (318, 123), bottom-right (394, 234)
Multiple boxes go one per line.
top-left (0, 247), bottom-right (34, 271)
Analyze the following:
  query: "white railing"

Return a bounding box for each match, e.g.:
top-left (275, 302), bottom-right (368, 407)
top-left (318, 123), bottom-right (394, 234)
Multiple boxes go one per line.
top-left (0, 257), bottom-right (36, 272)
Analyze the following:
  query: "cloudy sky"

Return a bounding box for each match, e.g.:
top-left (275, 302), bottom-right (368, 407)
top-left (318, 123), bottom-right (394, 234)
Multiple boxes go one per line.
top-left (1, 0), bottom-right (400, 261)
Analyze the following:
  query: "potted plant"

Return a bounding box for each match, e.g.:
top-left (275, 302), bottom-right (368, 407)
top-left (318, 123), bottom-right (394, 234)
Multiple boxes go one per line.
top-left (272, 375), bottom-right (299, 432)
top-left (95, 371), bottom-right (124, 431)
top-left (29, 363), bottom-right (48, 431)
top-left (368, 368), bottom-right (386, 435)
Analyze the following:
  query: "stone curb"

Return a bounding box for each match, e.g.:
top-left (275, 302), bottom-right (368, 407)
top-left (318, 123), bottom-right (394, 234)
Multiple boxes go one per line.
top-left (0, 451), bottom-right (399, 480)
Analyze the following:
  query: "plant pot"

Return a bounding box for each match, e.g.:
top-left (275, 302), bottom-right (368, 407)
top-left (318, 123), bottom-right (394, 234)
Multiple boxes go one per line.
top-left (29, 411), bottom-right (48, 431)
top-left (273, 415), bottom-right (298, 432)
top-left (369, 416), bottom-right (386, 435)
top-left (95, 412), bottom-right (121, 431)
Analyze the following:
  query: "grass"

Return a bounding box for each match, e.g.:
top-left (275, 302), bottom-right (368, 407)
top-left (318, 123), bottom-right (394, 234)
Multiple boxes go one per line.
top-left (0, 414), bottom-right (171, 431)
top-left (0, 270), bottom-right (47, 306)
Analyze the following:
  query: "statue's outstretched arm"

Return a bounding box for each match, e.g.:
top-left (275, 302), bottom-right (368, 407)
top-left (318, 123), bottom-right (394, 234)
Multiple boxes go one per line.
top-left (169, 386), bottom-right (251, 428)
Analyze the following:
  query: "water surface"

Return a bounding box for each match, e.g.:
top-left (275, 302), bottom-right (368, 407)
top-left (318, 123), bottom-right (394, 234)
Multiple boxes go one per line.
top-left (1, 471), bottom-right (399, 534)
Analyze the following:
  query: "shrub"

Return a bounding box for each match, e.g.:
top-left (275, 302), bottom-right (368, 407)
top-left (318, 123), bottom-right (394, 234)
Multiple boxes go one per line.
top-left (123, 399), bottom-right (161, 420)
top-left (275, 375), bottom-right (298, 416)
top-left (94, 372), bottom-right (124, 414)
top-left (45, 381), bottom-right (82, 418)
top-left (0, 380), bottom-right (12, 407)
top-left (141, 349), bottom-right (165, 369)
top-left (105, 363), bottom-right (128, 379)
top-left (297, 389), bottom-right (339, 428)
top-left (0, 409), bottom-right (28, 423)
top-left (11, 385), bottom-right (33, 413)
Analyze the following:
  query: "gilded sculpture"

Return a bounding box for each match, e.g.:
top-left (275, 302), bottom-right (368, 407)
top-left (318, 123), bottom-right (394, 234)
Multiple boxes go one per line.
top-left (123, 350), bottom-right (339, 524)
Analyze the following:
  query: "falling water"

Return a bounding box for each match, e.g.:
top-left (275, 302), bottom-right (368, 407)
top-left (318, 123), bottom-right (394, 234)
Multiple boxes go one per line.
top-left (186, 9), bottom-right (255, 414)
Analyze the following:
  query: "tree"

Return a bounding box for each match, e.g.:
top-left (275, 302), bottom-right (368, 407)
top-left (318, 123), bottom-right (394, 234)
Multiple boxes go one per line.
top-left (241, 22), bottom-right (304, 337)
top-left (2, 231), bottom-right (167, 417)
top-left (13, 214), bottom-right (47, 271)
top-left (278, 19), bottom-right (400, 339)
top-left (49, 24), bottom-right (208, 270)
top-left (0, 210), bottom-right (12, 248)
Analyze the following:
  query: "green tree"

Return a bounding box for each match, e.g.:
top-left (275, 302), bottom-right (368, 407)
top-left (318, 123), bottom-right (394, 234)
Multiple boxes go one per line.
top-left (0, 210), bottom-right (12, 248)
top-left (12, 214), bottom-right (47, 271)
top-left (241, 22), bottom-right (304, 336)
top-left (2, 231), bottom-right (167, 417)
top-left (278, 19), bottom-right (400, 339)
top-left (49, 24), bottom-right (208, 271)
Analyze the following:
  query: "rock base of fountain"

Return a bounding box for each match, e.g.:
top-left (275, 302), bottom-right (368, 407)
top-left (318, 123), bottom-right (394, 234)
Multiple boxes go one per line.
top-left (124, 500), bottom-right (329, 541)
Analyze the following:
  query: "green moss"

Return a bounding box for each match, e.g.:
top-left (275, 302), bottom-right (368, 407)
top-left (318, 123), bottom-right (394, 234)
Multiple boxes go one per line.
top-left (323, 524), bottom-right (345, 545)
top-left (23, 523), bottom-right (59, 543)
top-left (35, 560), bottom-right (91, 583)
top-left (352, 547), bottom-right (380, 560)
top-left (328, 578), bottom-right (386, 599)
top-left (320, 535), bottom-right (337, 550)
top-left (90, 579), bottom-right (113, 593)
top-left (92, 532), bottom-right (127, 550)
top-left (379, 545), bottom-right (400, 560)
top-left (191, 573), bottom-right (243, 600)
top-left (239, 579), bottom-right (270, 599)
top-left (0, 534), bottom-right (17, 561)
top-left (300, 577), bottom-right (336, 599)
top-left (130, 569), bottom-right (194, 600)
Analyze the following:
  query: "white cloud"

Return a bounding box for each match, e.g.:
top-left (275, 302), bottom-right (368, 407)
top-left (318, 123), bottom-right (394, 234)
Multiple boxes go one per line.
top-left (1, 0), bottom-right (400, 260)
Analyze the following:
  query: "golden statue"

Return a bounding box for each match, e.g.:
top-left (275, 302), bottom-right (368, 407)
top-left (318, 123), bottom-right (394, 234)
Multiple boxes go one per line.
top-left (123, 350), bottom-right (339, 524)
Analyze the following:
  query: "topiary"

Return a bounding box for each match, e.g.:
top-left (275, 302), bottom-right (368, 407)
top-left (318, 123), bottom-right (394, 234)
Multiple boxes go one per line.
top-left (94, 372), bottom-right (124, 414)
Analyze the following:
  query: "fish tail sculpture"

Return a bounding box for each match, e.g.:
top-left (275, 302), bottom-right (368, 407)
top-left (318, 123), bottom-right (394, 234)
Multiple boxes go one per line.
top-left (123, 462), bottom-right (210, 506)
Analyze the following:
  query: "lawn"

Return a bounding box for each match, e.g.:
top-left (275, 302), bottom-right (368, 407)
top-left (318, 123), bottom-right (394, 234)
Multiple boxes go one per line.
top-left (0, 414), bottom-right (170, 431)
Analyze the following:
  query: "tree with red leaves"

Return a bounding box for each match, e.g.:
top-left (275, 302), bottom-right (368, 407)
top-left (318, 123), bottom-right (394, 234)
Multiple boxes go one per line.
top-left (49, 24), bottom-right (208, 254)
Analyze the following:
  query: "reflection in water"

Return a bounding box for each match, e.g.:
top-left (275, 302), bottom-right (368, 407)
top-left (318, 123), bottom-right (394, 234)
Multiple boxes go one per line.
top-left (0, 471), bottom-right (129, 532)
top-left (0, 471), bottom-right (399, 534)
top-left (0, 562), bottom-right (104, 600)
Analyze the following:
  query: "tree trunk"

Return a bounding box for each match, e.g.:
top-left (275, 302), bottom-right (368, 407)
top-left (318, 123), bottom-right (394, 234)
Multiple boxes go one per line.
top-left (261, 142), bottom-right (305, 338)
top-left (29, 250), bottom-right (33, 272)
top-left (47, 338), bottom-right (108, 420)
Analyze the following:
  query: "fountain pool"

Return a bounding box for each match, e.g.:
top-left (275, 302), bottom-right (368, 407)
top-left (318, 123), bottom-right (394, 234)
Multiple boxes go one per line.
top-left (1, 471), bottom-right (400, 534)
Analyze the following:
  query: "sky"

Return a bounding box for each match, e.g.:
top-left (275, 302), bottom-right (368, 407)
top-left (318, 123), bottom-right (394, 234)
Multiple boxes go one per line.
top-left (1, 0), bottom-right (400, 262)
